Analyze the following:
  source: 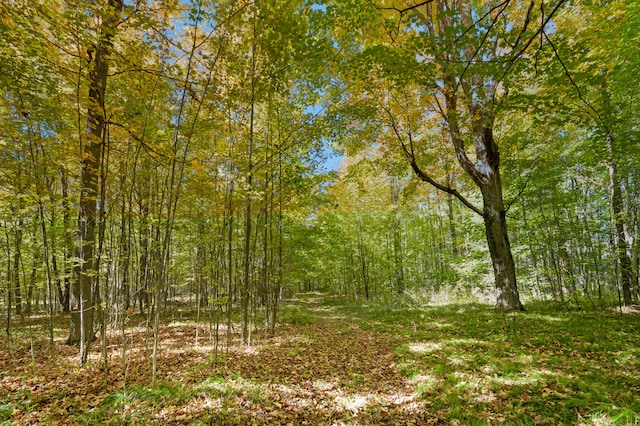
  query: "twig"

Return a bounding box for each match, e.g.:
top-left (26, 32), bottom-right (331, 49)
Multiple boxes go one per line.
top-left (373, 0), bottom-right (434, 14)
top-left (542, 30), bottom-right (612, 139)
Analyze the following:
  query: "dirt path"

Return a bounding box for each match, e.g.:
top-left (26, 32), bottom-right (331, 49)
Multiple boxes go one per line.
top-left (184, 295), bottom-right (426, 425)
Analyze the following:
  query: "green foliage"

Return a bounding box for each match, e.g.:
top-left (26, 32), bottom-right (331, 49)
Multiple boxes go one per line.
top-left (1, 2), bottom-right (640, 417)
top-left (0, 403), bottom-right (14, 424)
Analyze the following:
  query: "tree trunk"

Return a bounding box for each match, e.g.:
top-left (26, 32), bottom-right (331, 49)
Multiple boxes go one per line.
top-left (601, 79), bottom-right (633, 305)
top-left (120, 196), bottom-right (131, 312)
top-left (12, 217), bottom-right (23, 316)
top-left (67, 0), bottom-right (122, 355)
top-left (5, 228), bottom-right (12, 338)
top-left (196, 221), bottom-right (208, 309)
top-left (445, 174), bottom-right (459, 257)
top-left (480, 176), bottom-right (523, 311)
top-left (138, 174), bottom-right (150, 314)
top-left (389, 178), bottom-right (405, 295)
top-left (60, 168), bottom-right (72, 313)
top-left (26, 250), bottom-right (39, 315)
top-left (608, 159), bottom-right (633, 305)
top-left (441, 84), bottom-right (524, 312)
top-left (242, 12), bottom-right (257, 344)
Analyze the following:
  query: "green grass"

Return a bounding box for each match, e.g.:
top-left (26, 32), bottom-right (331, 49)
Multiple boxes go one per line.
top-left (326, 298), bottom-right (640, 425)
top-left (0, 403), bottom-right (14, 424)
top-left (84, 373), bottom-right (273, 424)
top-left (279, 303), bottom-right (317, 326)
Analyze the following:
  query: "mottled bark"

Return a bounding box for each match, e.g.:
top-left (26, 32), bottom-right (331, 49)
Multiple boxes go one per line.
top-left (479, 170), bottom-right (523, 311)
top-left (444, 83), bottom-right (524, 311)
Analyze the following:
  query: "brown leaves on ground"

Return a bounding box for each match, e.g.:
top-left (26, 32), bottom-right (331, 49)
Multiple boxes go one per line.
top-left (0, 299), bottom-right (433, 425)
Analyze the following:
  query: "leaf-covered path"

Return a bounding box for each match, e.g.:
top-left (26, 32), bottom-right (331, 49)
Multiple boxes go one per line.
top-left (2, 294), bottom-right (639, 425)
top-left (190, 294), bottom-right (422, 425)
top-left (1, 294), bottom-right (425, 425)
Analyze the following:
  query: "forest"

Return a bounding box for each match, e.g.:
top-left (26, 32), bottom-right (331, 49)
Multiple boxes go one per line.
top-left (1, 0), bottom-right (639, 424)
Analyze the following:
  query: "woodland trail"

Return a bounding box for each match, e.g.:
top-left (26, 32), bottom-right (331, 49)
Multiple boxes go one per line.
top-left (4, 295), bottom-right (640, 424)
top-left (185, 294), bottom-right (427, 424)
top-left (1, 294), bottom-right (431, 425)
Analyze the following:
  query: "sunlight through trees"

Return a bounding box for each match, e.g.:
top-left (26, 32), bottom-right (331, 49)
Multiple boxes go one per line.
top-left (0, 0), bottom-right (639, 422)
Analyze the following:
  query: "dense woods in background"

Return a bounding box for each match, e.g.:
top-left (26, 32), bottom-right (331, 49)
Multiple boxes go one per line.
top-left (1, 0), bottom-right (639, 363)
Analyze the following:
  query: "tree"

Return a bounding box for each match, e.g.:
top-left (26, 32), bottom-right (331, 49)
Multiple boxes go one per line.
top-left (67, 0), bottom-right (123, 362)
top-left (322, 0), bottom-right (575, 311)
top-left (536, 0), bottom-right (640, 304)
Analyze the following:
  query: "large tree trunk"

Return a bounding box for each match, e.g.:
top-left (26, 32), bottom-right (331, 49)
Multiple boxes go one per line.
top-left (442, 83), bottom-right (524, 312)
top-left (67, 0), bottom-right (122, 356)
top-left (480, 173), bottom-right (523, 311)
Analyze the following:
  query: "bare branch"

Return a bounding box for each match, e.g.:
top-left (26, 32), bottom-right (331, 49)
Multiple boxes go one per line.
top-left (193, 0), bottom-right (255, 50)
top-left (505, 168), bottom-right (534, 213)
top-left (373, 0), bottom-right (434, 14)
top-left (511, 0), bottom-right (535, 50)
top-left (455, 0), bottom-right (511, 93)
top-left (105, 120), bottom-right (170, 163)
top-left (499, 0), bottom-right (568, 83)
top-left (409, 160), bottom-right (484, 216)
top-left (445, 0), bottom-right (511, 53)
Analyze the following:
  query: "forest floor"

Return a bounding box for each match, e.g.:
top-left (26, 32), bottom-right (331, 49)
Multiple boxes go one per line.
top-left (1, 294), bottom-right (639, 425)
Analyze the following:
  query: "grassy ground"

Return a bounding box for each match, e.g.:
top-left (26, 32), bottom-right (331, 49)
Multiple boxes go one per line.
top-left (0, 295), bottom-right (639, 425)
top-left (325, 298), bottom-right (640, 425)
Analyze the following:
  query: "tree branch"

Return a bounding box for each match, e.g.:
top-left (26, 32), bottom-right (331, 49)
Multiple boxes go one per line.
top-left (440, 78), bottom-right (484, 185)
top-left (105, 120), bottom-right (169, 162)
top-left (511, 0), bottom-right (535, 50)
top-left (383, 105), bottom-right (483, 216)
top-left (542, 30), bottom-right (613, 139)
top-left (499, 0), bottom-right (568, 83)
top-left (505, 168), bottom-right (534, 213)
top-left (455, 0), bottom-right (511, 93)
top-left (409, 160), bottom-right (483, 216)
top-left (374, 0), bottom-right (434, 14)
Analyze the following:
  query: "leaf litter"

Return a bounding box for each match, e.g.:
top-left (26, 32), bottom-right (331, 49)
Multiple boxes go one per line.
top-left (0, 297), bottom-right (433, 425)
top-left (2, 296), bottom-right (638, 425)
